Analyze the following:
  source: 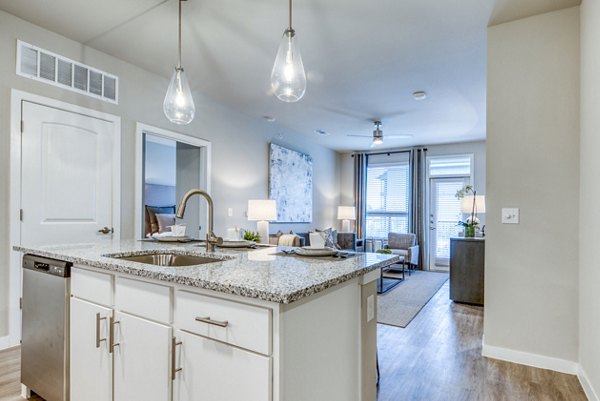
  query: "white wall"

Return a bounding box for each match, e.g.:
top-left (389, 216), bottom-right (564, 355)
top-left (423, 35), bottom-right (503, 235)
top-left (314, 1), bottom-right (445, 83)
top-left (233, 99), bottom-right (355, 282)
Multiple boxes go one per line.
top-left (0, 10), bottom-right (340, 338)
top-left (579, 0), bottom-right (600, 397)
top-left (485, 8), bottom-right (580, 365)
top-left (145, 141), bottom-right (176, 186)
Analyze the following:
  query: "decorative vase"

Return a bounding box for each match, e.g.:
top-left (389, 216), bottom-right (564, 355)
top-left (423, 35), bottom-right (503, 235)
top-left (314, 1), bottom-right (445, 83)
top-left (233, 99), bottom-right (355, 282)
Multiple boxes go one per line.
top-left (465, 226), bottom-right (476, 238)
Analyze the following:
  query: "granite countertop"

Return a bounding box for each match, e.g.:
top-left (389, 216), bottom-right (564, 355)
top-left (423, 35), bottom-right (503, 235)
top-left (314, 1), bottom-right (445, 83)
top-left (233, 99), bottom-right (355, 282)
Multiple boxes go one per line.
top-left (14, 239), bottom-right (399, 304)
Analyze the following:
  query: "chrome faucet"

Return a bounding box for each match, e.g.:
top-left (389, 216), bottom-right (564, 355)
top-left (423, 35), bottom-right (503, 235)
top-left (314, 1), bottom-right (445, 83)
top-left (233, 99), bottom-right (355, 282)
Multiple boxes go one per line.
top-left (176, 189), bottom-right (223, 252)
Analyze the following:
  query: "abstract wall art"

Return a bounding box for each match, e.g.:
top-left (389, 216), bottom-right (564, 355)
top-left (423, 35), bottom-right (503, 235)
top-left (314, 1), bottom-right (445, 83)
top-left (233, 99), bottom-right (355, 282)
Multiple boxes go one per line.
top-left (269, 143), bottom-right (313, 222)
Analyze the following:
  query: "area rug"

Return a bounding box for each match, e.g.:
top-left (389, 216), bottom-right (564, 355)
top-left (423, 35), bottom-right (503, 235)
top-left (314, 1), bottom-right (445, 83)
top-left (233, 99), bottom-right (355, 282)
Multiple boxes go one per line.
top-left (377, 271), bottom-right (449, 328)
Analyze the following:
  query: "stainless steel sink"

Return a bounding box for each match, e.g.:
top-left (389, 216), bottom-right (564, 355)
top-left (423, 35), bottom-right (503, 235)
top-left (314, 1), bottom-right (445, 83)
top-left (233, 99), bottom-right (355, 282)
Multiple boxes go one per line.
top-left (112, 253), bottom-right (223, 267)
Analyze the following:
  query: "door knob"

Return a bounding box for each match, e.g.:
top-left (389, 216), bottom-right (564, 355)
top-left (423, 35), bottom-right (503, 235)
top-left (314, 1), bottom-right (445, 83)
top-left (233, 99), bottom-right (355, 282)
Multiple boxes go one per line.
top-left (98, 227), bottom-right (114, 234)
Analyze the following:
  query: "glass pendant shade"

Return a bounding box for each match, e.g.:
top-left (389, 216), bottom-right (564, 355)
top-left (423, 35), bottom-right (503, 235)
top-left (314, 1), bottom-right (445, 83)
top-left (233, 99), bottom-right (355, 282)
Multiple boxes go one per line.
top-left (163, 67), bottom-right (195, 125)
top-left (271, 29), bottom-right (306, 102)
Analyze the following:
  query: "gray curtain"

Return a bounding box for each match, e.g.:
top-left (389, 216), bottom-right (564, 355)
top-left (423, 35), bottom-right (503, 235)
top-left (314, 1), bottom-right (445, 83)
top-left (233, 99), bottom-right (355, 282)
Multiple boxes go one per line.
top-left (410, 148), bottom-right (428, 269)
top-left (353, 153), bottom-right (368, 240)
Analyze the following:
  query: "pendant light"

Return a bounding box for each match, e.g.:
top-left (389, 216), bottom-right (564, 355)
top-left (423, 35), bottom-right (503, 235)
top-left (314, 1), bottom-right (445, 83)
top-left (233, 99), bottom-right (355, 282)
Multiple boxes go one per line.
top-left (270, 0), bottom-right (306, 102)
top-left (163, 0), bottom-right (195, 125)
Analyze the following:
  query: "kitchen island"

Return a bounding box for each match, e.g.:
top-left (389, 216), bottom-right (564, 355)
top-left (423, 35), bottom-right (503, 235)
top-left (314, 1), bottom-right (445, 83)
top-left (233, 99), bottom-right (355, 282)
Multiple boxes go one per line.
top-left (15, 240), bottom-right (398, 401)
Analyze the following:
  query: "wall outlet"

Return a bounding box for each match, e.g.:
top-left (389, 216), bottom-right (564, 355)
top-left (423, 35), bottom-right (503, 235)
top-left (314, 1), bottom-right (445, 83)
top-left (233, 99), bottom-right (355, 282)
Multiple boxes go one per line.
top-left (502, 208), bottom-right (519, 224)
top-left (366, 295), bottom-right (375, 322)
top-left (227, 208), bottom-right (233, 217)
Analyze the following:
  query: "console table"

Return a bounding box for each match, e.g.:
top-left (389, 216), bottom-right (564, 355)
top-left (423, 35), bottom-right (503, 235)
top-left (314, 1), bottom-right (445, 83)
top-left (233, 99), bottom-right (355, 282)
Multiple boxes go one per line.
top-left (449, 237), bottom-right (484, 305)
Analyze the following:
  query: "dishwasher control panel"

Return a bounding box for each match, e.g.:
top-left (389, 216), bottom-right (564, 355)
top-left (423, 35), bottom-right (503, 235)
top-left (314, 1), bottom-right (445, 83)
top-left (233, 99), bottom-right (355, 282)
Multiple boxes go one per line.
top-left (23, 254), bottom-right (71, 277)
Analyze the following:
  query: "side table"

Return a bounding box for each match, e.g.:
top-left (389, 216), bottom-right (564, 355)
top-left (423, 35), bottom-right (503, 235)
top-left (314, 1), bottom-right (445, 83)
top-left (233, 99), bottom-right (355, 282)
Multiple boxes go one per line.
top-left (377, 256), bottom-right (405, 294)
top-left (337, 233), bottom-right (363, 251)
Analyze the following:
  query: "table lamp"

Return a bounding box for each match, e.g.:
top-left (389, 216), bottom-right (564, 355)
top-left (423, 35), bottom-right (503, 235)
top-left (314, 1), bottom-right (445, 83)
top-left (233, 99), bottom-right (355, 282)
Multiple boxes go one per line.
top-left (247, 200), bottom-right (277, 244)
top-left (461, 195), bottom-right (486, 219)
top-left (337, 206), bottom-right (356, 233)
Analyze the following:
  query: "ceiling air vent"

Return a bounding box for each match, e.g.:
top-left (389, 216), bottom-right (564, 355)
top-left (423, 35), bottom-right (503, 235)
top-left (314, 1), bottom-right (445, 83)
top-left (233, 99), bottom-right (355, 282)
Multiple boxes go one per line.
top-left (16, 40), bottom-right (119, 104)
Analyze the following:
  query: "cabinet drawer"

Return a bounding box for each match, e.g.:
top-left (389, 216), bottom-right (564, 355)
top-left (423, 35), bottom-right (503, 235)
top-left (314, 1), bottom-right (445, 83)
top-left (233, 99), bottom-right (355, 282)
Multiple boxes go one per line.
top-left (115, 277), bottom-right (171, 324)
top-left (175, 291), bottom-right (271, 355)
top-left (71, 268), bottom-right (113, 307)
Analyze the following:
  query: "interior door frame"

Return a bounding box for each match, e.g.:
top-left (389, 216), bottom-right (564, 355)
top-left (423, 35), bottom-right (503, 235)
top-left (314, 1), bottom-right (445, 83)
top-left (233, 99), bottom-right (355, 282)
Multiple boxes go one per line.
top-left (7, 90), bottom-right (121, 348)
top-left (424, 153), bottom-right (474, 271)
top-left (134, 123), bottom-right (212, 240)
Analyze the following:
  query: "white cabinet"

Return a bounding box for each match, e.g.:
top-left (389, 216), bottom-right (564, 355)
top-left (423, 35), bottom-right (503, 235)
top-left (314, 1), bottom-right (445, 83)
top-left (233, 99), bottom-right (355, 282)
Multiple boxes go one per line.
top-left (114, 311), bottom-right (172, 401)
top-left (173, 330), bottom-right (271, 401)
top-left (69, 266), bottom-right (371, 401)
top-left (70, 297), bottom-right (112, 401)
top-left (71, 269), bottom-right (173, 401)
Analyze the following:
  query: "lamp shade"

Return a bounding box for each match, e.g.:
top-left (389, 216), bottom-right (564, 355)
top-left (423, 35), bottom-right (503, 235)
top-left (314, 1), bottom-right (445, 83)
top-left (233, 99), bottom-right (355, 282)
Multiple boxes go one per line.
top-left (337, 206), bottom-right (356, 220)
top-left (247, 200), bottom-right (277, 221)
top-left (461, 195), bottom-right (486, 214)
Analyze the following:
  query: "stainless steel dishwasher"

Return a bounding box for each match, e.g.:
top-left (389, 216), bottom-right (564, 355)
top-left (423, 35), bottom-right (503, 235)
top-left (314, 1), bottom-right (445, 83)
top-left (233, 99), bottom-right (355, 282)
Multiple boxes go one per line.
top-left (21, 254), bottom-right (72, 401)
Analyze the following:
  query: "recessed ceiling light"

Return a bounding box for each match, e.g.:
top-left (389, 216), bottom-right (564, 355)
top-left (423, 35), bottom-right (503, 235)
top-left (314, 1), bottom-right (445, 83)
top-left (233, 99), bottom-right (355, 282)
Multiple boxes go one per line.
top-left (263, 115), bottom-right (276, 122)
top-left (412, 91), bottom-right (427, 100)
top-left (314, 129), bottom-right (330, 136)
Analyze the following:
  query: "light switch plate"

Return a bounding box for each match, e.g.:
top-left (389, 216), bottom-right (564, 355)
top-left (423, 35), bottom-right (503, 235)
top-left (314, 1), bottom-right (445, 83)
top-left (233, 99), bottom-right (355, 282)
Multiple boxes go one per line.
top-left (502, 208), bottom-right (519, 224)
top-left (227, 208), bottom-right (233, 217)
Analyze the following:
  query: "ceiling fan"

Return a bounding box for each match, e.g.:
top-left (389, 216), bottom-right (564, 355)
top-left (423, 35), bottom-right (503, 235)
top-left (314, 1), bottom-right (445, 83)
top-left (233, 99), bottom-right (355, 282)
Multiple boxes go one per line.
top-left (347, 121), bottom-right (412, 147)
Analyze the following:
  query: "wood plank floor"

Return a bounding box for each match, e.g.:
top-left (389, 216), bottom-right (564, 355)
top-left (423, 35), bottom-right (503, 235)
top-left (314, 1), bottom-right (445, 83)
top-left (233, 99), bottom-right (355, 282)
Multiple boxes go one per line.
top-left (0, 283), bottom-right (588, 401)
top-left (0, 346), bottom-right (41, 401)
top-left (377, 282), bottom-right (587, 401)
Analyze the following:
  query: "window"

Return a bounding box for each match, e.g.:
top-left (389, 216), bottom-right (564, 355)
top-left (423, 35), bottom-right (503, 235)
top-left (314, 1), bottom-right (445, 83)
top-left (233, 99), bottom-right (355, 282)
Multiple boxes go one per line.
top-left (428, 155), bottom-right (472, 177)
top-left (365, 153), bottom-right (410, 239)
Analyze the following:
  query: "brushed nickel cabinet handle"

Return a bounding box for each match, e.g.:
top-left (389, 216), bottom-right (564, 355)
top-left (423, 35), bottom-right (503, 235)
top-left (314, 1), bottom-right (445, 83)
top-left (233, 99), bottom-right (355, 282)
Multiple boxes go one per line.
top-left (98, 227), bottom-right (114, 234)
top-left (95, 313), bottom-right (107, 348)
top-left (171, 337), bottom-right (183, 381)
top-left (109, 316), bottom-right (120, 353)
top-left (195, 316), bottom-right (229, 328)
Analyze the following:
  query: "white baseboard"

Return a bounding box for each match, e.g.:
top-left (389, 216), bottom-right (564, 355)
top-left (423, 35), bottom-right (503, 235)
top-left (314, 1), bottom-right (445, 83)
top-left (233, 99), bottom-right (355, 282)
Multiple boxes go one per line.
top-left (481, 339), bottom-right (578, 375)
top-left (578, 366), bottom-right (599, 401)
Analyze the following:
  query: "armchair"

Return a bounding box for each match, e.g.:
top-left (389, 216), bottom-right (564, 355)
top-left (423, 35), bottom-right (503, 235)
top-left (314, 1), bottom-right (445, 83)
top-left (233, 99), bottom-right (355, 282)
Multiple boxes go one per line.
top-left (384, 232), bottom-right (420, 274)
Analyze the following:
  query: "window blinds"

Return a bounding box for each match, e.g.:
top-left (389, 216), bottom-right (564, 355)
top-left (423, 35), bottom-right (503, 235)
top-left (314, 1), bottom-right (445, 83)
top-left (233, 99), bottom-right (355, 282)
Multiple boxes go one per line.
top-left (365, 157), bottom-right (410, 239)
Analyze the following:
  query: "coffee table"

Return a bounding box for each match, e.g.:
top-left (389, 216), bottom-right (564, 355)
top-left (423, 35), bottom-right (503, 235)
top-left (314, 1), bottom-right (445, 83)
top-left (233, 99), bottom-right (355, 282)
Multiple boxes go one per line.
top-left (377, 255), bottom-right (405, 294)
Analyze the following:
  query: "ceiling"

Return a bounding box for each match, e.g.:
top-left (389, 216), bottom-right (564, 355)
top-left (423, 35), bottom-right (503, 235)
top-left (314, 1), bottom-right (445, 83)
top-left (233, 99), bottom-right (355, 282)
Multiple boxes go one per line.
top-left (0, 0), bottom-right (581, 151)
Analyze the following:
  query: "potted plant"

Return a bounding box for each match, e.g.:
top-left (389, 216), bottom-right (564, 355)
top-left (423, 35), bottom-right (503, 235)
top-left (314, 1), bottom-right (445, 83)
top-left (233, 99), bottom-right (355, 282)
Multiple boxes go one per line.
top-left (455, 185), bottom-right (480, 238)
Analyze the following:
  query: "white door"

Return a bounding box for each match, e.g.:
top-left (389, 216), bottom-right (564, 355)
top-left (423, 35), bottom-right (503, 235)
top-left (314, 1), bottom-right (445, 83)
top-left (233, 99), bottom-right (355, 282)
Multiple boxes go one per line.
top-left (429, 177), bottom-right (469, 271)
top-left (21, 101), bottom-right (116, 245)
top-left (173, 330), bottom-right (271, 401)
top-left (114, 312), bottom-right (171, 401)
top-left (70, 298), bottom-right (112, 401)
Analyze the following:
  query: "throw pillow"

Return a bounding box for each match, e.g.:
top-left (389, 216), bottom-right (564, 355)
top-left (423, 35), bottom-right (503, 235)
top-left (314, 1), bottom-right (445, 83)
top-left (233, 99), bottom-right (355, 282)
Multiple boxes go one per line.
top-left (316, 227), bottom-right (340, 249)
top-left (145, 205), bottom-right (176, 234)
top-left (155, 213), bottom-right (176, 233)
